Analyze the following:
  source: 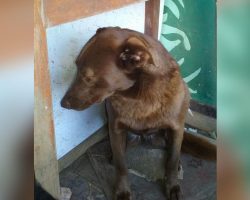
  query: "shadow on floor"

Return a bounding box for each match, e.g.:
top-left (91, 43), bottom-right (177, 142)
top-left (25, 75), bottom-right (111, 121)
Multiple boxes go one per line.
top-left (60, 138), bottom-right (216, 200)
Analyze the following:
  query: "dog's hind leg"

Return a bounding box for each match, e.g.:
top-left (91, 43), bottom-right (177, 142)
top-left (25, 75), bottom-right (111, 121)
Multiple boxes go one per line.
top-left (164, 126), bottom-right (184, 200)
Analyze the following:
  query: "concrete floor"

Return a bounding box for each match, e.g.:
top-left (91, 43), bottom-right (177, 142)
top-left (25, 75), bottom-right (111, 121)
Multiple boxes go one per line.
top-left (60, 138), bottom-right (216, 200)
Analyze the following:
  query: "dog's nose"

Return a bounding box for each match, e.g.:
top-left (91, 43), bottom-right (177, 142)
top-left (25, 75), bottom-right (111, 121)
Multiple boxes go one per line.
top-left (61, 98), bottom-right (71, 109)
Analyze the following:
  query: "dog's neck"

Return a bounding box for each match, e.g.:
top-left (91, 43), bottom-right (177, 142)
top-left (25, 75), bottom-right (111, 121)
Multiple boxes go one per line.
top-left (113, 67), bottom-right (180, 103)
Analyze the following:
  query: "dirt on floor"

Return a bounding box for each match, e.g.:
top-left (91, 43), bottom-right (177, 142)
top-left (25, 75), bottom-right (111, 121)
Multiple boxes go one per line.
top-left (60, 138), bottom-right (216, 200)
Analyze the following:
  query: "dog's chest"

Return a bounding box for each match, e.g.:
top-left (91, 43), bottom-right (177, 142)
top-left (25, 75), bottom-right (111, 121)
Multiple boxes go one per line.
top-left (110, 97), bottom-right (171, 131)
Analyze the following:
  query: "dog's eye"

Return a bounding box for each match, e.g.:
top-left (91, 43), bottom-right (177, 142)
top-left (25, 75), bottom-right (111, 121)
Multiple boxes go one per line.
top-left (84, 76), bottom-right (93, 83)
top-left (78, 73), bottom-right (94, 84)
top-left (84, 76), bottom-right (94, 83)
top-left (79, 68), bottom-right (96, 84)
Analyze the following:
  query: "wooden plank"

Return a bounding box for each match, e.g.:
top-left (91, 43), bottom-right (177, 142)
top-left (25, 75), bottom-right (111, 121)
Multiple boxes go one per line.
top-left (183, 130), bottom-right (216, 160)
top-left (186, 110), bottom-right (216, 133)
top-left (43, 0), bottom-right (145, 27)
top-left (145, 0), bottom-right (160, 39)
top-left (59, 125), bottom-right (108, 172)
top-left (34, 0), bottom-right (60, 198)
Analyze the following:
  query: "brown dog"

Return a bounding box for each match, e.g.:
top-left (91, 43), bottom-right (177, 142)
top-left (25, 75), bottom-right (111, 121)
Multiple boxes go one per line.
top-left (61, 27), bottom-right (207, 200)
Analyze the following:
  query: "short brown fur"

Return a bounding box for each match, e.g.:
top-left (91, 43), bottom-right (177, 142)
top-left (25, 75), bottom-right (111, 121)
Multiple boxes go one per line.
top-left (61, 27), bottom-right (216, 200)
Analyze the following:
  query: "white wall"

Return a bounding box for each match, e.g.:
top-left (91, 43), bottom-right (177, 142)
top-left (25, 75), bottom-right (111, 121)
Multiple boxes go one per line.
top-left (46, 2), bottom-right (146, 159)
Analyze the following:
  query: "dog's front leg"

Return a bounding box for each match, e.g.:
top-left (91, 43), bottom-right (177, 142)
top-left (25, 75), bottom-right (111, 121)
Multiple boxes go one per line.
top-left (165, 126), bottom-right (184, 200)
top-left (109, 123), bottom-right (131, 200)
top-left (106, 100), bottom-right (131, 200)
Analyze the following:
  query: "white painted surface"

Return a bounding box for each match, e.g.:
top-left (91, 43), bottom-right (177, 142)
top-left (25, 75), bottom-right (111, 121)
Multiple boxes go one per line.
top-left (46, 2), bottom-right (145, 159)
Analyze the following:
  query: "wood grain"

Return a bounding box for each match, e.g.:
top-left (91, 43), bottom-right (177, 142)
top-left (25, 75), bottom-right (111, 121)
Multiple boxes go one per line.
top-left (186, 110), bottom-right (216, 133)
top-left (43, 0), bottom-right (145, 27)
top-left (34, 0), bottom-right (60, 198)
top-left (144, 0), bottom-right (160, 39)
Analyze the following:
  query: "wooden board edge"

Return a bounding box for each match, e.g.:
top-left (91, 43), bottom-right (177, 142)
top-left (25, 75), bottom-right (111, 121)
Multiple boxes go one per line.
top-left (44, 0), bottom-right (147, 28)
top-left (34, 0), bottom-right (60, 198)
top-left (186, 110), bottom-right (216, 134)
top-left (145, 0), bottom-right (161, 39)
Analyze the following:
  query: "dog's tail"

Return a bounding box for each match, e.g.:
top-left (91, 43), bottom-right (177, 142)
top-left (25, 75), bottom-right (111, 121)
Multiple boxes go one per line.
top-left (181, 131), bottom-right (216, 160)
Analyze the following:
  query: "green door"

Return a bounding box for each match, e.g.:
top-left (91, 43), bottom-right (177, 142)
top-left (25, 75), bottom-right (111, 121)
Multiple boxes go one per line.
top-left (160, 0), bottom-right (216, 106)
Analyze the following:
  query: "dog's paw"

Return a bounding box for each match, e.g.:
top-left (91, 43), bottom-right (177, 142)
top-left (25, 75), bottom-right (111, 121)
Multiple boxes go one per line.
top-left (114, 189), bottom-right (132, 200)
top-left (114, 178), bottom-right (132, 200)
top-left (166, 184), bottom-right (182, 200)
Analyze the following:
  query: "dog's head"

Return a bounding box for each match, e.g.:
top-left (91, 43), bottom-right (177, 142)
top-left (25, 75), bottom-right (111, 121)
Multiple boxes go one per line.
top-left (61, 27), bottom-right (157, 110)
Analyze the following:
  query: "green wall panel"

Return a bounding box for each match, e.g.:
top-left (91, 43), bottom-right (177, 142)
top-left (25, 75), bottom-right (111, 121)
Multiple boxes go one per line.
top-left (160, 0), bottom-right (216, 106)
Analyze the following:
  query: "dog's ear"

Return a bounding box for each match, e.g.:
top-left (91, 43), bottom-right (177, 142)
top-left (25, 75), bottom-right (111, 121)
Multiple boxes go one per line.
top-left (119, 36), bottom-right (155, 71)
top-left (96, 27), bottom-right (107, 34)
top-left (96, 26), bottom-right (121, 34)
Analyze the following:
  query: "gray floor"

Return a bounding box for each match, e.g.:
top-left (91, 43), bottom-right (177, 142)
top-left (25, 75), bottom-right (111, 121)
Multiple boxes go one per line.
top-left (60, 138), bottom-right (216, 200)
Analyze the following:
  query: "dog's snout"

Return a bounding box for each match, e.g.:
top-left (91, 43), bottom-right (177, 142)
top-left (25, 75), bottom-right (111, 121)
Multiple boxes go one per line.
top-left (61, 97), bottom-right (71, 109)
